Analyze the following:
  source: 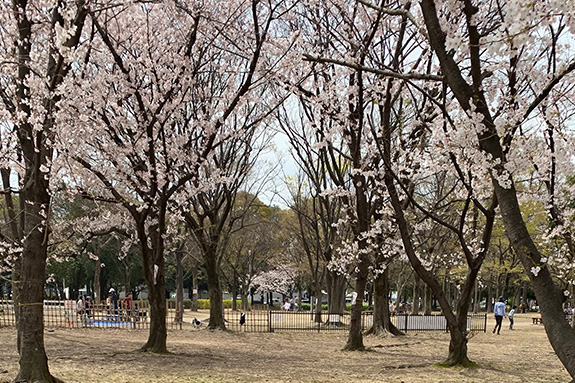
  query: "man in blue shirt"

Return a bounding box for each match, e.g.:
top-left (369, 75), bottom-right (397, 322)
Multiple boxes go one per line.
top-left (493, 296), bottom-right (506, 335)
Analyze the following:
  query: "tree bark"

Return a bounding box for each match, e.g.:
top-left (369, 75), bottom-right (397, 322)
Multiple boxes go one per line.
top-left (343, 267), bottom-right (368, 351)
top-left (366, 267), bottom-right (404, 337)
top-left (314, 282), bottom-right (322, 323)
top-left (94, 258), bottom-right (102, 306)
top-left (139, 223), bottom-right (168, 353)
top-left (141, 280), bottom-right (167, 353)
top-left (15, 197), bottom-right (62, 383)
top-left (205, 255), bottom-right (226, 330)
top-left (424, 284), bottom-right (432, 315)
top-left (412, 275), bottom-right (421, 315)
top-left (231, 270), bottom-right (237, 311)
top-left (326, 271), bottom-right (346, 315)
top-left (175, 247), bottom-right (184, 327)
top-left (191, 266), bottom-right (199, 312)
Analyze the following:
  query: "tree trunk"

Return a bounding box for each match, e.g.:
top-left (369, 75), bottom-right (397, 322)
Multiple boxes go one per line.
top-left (231, 270), bottom-right (237, 311)
top-left (314, 282), bottom-right (322, 323)
top-left (326, 270), bottom-right (346, 315)
top-left (343, 265), bottom-right (368, 351)
top-left (522, 281), bottom-right (527, 311)
top-left (175, 248), bottom-right (184, 327)
top-left (366, 268), bottom-right (404, 337)
top-left (191, 266), bottom-right (199, 312)
top-left (513, 286), bottom-right (520, 309)
top-left (473, 279), bottom-right (479, 314)
top-left (94, 258), bottom-right (102, 306)
top-left (241, 285), bottom-right (249, 311)
top-left (205, 256), bottom-right (226, 330)
top-left (412, 275), bottom-right (420, 315)
top-left (487, 279), bottom-right (493, 313)
top-left (141, 279), bottom-right (167, 353)
top-left (424, 284), bottom-right (432, 315)
top-left (140, 228), bottom-right (168, 354)
top-left (15, 196), bottom-right (61, 383)
top-left (13, 254), bottom-right (22, 354)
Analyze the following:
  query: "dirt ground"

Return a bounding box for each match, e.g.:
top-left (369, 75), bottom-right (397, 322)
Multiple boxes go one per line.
top-left (0, 312), bottom-right (570, 383)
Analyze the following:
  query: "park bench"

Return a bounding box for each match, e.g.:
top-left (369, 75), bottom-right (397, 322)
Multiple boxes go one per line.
top-left (532, 317), bottom-right (542, 324)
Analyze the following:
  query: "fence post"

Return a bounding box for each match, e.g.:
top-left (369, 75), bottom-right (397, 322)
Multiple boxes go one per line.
top-left (484, 313), bottom-right (487, 333)
top-left (268, 308), bottom-right (272, 333)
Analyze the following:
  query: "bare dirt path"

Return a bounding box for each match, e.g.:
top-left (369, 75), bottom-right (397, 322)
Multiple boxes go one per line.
top-left (0, 313), bottom-right (569, 382)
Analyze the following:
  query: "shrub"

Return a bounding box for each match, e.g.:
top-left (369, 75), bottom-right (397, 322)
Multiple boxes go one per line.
top-left (166, 299), bottom-right (192, 309)
top-left (345, 303), bottom-right (370, 311)
top-left (195, 299), bottom-right (242, 309)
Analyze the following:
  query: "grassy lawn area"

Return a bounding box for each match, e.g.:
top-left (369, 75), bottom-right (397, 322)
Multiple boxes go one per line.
top-left (0, 312), bottom-right (569, 382)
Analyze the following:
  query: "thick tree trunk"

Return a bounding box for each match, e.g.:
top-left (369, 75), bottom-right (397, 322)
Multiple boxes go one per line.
top-left (141, 281), bottom-right (167, 353)
top-left (326, 271), bottom-right (346, 315)
top-left (442, 327), bottom-right (470, 367)
top-left (141, 255), bottom-right (167, 354)
top-left (15, 197), bottom-right (61, 383)
top-left (343, 266), bottom-right (368, 351)
top-left (205, 256), bottom-right (226, 330)
top-left (366, 268), bottom-right (404, 337)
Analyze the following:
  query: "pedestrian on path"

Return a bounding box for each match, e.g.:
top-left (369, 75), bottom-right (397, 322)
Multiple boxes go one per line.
top-left (493, 296), bottom-right (506, 335)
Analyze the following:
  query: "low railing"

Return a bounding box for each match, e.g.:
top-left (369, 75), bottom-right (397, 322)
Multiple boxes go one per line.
top-left (0, 296), bottom-right (488, 334)
top-left (1, 297), bottom-right (153, 329)
top-left (223, 309), bottom-right (488, 333)
top-left (388, 313), bottom-right (487, 333)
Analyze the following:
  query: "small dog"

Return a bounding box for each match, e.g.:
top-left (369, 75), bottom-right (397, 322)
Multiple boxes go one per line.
top-left (191, 317), bottom-right (202, 328)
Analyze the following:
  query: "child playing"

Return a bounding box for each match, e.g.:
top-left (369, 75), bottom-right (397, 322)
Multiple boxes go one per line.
top-left (509, 305), bottom-right (517, 330)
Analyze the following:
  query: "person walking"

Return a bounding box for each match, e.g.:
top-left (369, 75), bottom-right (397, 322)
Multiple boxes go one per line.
top-left (493, 296), bottom-right (506, 335)
top-left (509, 305), bottom-right (517, 330)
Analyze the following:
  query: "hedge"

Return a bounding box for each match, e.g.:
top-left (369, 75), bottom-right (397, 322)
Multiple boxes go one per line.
top-left (167, 299), bottom-right (242, 310)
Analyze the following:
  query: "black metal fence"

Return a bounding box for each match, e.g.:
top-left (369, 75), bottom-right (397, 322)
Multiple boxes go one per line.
top-left (224, 308), bottom-right (487, 334)
top-left (1, 296), bottom-right (487, 334)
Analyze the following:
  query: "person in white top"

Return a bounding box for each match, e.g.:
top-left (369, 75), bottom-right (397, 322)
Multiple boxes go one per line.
top-left (493, 296), bottom-right (506, 335)
top-left (508, 305), bottom-right (516, 330)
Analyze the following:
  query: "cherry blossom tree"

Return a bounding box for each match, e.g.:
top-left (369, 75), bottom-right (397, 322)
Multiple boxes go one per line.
top-left (0, 0), bottom-right (89, 381)
top-left (181, 127), bottom-right (276, 330)
top-left (416, 0), bottom-right (575, 375)
top-left (57, 0), bottom-right (299, 342)
top-left (297, 0), bottom-right (498, 363)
